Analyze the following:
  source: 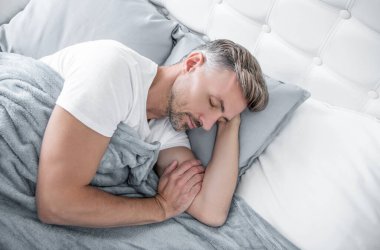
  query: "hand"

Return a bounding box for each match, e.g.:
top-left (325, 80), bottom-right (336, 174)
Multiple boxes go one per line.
top-left (229, 113), bottom-right (241, 124)
top-left (217, 113), bottom-right (241, 132)
top-left (155, 159), bottom-right (205, 220)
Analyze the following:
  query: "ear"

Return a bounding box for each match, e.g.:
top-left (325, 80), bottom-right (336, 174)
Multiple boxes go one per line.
top-left (183, 52), bottom-right (204, 72)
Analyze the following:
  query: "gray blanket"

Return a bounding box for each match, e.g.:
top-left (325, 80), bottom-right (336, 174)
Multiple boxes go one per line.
top-left (0, 52), bottom-right (298, 250)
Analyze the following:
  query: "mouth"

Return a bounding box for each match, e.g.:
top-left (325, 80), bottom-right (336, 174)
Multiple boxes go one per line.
top-left (187, 115), bottom-right (196, 129)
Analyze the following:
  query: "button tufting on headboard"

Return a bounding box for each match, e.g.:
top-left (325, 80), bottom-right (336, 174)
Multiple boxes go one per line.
top-left (150, 0), bottom-right (380, 119)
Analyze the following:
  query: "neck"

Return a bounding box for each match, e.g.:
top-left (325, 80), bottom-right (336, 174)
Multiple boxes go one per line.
top-left (146, 63), bottom-right (181, 120)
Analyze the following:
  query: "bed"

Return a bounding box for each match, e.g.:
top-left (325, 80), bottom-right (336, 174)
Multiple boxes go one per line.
top-left (0, 0), bottom-right (379, 249)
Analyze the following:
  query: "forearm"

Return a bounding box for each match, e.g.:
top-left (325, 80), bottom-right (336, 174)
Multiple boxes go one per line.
top-left (188, 120), bottom-right (240, 223)
top-left (37, 185), bottom-right (164, 228)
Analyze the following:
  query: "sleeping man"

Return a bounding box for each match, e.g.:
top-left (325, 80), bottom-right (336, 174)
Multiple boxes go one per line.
top-left (36, 39), bottom-right (268, 228)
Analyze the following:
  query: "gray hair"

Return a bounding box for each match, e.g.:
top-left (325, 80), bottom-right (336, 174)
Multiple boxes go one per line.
top-left (190, 39), bottom-right (268, 112)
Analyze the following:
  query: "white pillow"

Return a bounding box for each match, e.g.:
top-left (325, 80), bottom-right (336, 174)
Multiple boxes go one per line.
top-left (236, 98), bottom-right (380, 250)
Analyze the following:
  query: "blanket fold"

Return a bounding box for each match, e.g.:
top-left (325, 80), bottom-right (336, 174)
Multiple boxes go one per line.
top-left (0, 52), bottom-right (298, 250)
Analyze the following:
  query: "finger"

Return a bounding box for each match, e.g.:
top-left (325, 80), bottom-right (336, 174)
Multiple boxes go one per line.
top-left (162, 160), bottom-right (178, 177)
top-left (197, 164), bottom-right (205, 171)
top-left (188, 182), bottom-right (202, 197)
top-left (173, 159), bottom-right (202, 176)
top-left (183, 173), bottom-right (204, 193)
top-left (180, 165), bottom-right (204, 183)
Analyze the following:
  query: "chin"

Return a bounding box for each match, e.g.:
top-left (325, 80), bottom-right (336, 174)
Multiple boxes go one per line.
top-left (169, 120), bottom-right (186, 132)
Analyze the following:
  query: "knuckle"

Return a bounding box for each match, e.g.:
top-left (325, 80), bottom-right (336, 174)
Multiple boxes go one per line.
top-left (191, 159), bottom-right (199, 165)
top-left (189, 167), bottom-right (198, 175)
top-left (197, 167), bottom-right (204, 173)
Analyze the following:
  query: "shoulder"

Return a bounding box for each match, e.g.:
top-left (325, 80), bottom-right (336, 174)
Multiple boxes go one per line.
top-left (79, 40), bottom-right (136, 66)
top-left (41, 40), bottom-right (157, 79)
top-left (78, 40), bottom-right (157, 77)
top-left (42, 40), bottom-right (137, 68)
top-left (69, 40), bottom-right (131, 55)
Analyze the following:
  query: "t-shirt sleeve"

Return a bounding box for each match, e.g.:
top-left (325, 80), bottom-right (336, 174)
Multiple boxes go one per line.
top-left (54, 43), bottom-right (134, 137)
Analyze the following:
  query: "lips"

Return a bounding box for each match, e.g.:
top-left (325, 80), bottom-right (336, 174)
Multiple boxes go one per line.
top-left (187, 115), bottom-right (196, 129)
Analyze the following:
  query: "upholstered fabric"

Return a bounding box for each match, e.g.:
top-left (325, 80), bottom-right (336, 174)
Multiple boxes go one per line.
top-left (150, 0), bottom-right (380, 118)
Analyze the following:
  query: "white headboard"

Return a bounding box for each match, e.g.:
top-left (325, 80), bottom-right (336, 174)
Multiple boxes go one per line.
top-left (151, 0), bottom-right (380, 118)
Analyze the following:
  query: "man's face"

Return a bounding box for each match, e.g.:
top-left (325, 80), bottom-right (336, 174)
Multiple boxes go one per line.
top-left (168, 59), bottom-right (247, 131)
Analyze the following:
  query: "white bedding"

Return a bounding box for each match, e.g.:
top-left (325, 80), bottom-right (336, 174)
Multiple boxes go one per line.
top-left (237, 98), bottom-right (380, 250)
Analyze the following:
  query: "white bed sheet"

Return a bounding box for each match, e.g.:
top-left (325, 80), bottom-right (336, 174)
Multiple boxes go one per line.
top-left (237, 98), bottom-right (380, 250)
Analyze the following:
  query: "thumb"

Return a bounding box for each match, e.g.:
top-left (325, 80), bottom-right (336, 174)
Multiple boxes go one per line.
top-left (162, 160), bottom-right (178, 176)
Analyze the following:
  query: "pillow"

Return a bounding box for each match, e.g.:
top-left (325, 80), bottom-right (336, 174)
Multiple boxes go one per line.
top-left (164, 27), bottom-right (310, 176)
top-left (189, 77), bottom-right (310, 176)
top-left (163, 25), bottom-right (205, 66)
top-left (0, 0), bottom-right (30, 25)
top-left (0, 0), bottom-right (177, 65)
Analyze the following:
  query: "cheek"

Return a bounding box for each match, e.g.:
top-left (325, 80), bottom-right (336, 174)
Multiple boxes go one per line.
top-left (179, 73), bottom-right (210, 114)
top-left (183, 83), bottom-right (204, 110)
top-left (172, 83), bottom-right (188, 108)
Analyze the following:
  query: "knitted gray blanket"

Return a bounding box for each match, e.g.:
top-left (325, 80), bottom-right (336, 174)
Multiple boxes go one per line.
top-left (0, 52), bottom-right (298, 250)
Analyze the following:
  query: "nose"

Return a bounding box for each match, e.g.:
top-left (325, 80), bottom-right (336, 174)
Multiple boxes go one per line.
top-left (200, 113), bottom-right (220, 131)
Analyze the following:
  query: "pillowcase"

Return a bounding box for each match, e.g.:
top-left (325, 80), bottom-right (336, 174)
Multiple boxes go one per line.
top-left (189, 77), bottom-right (310, 176)
top-left (0, 0), bottom-right (177, 65)
top-left (0, 0), bottom-right (30, 25)
top-left (163, 25), bottom-right (205, 66)
top-left (164, 27), bottom-right (310, 176)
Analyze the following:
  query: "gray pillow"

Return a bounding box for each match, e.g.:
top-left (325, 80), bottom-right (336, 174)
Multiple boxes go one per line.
top-left (163, 25), bottom-right (205, 66)
top-left (189, 77), bottom-right (310, 177)
top-left (0, 0), bottom-right (177, 65)
top-left (164, 27), bottom-right (310, 177)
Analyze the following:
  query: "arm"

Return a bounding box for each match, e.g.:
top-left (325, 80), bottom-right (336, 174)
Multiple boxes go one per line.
top-left (36, 106), bottom-right (201, 228)
top-left (155, 115), bottom-right (241, 227)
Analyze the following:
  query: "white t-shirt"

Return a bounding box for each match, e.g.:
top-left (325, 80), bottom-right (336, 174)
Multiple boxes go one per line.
top-left (40, 40), bottom-right (190, 151)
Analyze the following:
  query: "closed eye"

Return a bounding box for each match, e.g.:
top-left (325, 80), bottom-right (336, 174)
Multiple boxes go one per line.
top-left (209, 98), bottom-right (217, 108)
top-left (210, 97), bottom-right (229, 122)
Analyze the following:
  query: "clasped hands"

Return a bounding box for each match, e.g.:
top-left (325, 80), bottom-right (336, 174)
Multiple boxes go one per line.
top-left (154, 114), bottom-right (241, 220)
top-left (155, 159), bottom-right (204, 220)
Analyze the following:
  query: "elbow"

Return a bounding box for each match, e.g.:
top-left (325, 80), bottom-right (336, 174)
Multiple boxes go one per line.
top-left (196, 210), bottom-right (228, 228)
top-left (36, 189), bottom-right (64, 225)
top-left (37, 199), bottom-right (59, 225)
top-left (188, 195), bottom-right (230, 227)
top-left (206, 213), bottom-right (228, 228)
top-left (37, 209), bottom-right (54, 225)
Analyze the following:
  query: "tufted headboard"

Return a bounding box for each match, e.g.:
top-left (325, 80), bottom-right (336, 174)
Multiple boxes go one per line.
top-left (151, 0), bottom-right (380, 118)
